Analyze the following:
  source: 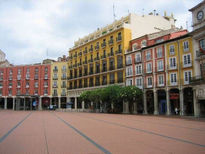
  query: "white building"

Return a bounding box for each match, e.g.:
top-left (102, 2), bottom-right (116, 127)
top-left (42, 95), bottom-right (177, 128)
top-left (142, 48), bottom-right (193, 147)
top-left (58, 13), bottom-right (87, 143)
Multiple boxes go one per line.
top-left (0, 50), bottom-right (10, 67)
top-left (189, 0), bottom-right (205, 117)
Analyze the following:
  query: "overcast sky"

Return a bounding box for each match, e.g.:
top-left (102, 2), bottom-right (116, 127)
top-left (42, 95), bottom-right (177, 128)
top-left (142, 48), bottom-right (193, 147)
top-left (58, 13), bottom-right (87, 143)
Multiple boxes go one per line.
top-left (0, 0), bottom-right (202, 65)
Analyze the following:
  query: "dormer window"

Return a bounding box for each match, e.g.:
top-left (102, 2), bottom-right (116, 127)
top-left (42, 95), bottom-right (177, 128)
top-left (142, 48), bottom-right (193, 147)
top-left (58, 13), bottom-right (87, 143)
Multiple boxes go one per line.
top-left (141, 40), bottom-right (147, 47)
top-left (132, 43), bottom-right (138, 51)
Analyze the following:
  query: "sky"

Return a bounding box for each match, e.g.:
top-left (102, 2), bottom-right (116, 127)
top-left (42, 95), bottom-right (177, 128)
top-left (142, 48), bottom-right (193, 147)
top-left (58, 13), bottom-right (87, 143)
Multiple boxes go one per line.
top-left (0, 0), bottom-right (202, 65)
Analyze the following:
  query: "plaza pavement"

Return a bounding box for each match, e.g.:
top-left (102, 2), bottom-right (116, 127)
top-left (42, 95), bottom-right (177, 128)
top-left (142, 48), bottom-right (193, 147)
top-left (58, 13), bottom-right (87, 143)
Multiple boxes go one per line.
top-left (0, 110), bottom-right (205, 154)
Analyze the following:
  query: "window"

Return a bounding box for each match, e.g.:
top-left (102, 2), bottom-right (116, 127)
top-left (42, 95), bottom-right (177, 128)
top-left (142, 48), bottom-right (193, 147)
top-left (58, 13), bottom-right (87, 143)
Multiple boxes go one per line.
top-left (17, 81), bottom-right (21, 88)
top-left (199, 39), bottom-right (205, 50)
top-left (34, 81), bottom-right (38, 88)
top-left (169, 45), bottom-right (175, 55)
top-left (44, 81), bottom-right (48, 87)
top-left (26, 82), bottom-right (29, 88)
top-left (62, 65), bottom-right (66, 71)
top-left (53, 81), bottom-right (57, 87)
top-left (45, 67), bottom-right (48, 73)
top-left (147, 77), bottom-right (152, 87)
top-left (157, 47), bottom-right (162, 58)
top-left (183, 41), bottom-right (189, 51)
top-left (146, 63), bottom-right (152, 73)
top-left (126, 55), bottom-right (132, 65)
top-left (158, 75), bottom-right (164, 86)
top-left (126, 66), bottom-right (133, 76)
top-left (141, 40), bottom-right (147, 47)
top-left (44, 89), bottom-right (48, 95)
top-left (184, 70), bottom-right (192, 85)
top-left (157, 60), bottom-right (164, 71)
top-left (146, 51), bottom-right (151, 61)
top-left (34, 89), bottom-right (38, 95)
top-left (17, 69), bottom-right (21, 74)
top-left (135, 53), bottom-right (141, 63)
top-left (132, 43), bottom-right (138, 51)
top-left (169, 57), bottom-right (177, 69)
top-left (8, 89), bottom-right (12, 95)
top-left (110, 73), bottom-right (115, 84)
top-left (170, 73), bottom-right (177, 85)
top-left (26, 68), bottom-right (30, 73)
top-left (136, 77), bottom-right (142, 89)
top-left (126, 78), bottom-right (133, 86)
top-left (183, 54), bottom-right (191, 67)
top-left (17, 89), bottom-right (21, 95)
top-left (135, 64), bottom-right (142, 75)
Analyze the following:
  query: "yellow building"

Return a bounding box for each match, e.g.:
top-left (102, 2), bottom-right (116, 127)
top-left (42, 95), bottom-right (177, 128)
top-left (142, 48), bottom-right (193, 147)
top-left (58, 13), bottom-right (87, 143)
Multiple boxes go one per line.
top-left (165, 34), bottom-right (195, 115)
top-left (51, 60), bottom-right (67, 108)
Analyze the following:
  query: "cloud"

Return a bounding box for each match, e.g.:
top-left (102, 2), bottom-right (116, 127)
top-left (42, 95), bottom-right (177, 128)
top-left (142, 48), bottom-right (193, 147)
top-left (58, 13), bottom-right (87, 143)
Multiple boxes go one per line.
top-left (0, 0), bottom-right (202, 65)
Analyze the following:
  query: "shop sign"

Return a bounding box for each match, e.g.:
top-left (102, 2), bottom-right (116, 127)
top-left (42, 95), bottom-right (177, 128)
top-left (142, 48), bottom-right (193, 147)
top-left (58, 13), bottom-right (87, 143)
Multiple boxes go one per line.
top-left (170, 93), bottom-right (179, 99)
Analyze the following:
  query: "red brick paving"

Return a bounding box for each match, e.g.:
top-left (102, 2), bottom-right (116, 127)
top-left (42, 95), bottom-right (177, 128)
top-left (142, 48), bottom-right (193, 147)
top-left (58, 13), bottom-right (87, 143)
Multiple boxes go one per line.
top-left (0, 110), bottom-right (205, 154)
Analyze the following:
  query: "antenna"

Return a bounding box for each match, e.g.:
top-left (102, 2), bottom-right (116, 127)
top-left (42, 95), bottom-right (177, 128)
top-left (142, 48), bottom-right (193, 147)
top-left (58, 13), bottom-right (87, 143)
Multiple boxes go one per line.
top-left (113, 3), bottom-right (116, 21)
top-left (46, 49), bottom-right (48, 59)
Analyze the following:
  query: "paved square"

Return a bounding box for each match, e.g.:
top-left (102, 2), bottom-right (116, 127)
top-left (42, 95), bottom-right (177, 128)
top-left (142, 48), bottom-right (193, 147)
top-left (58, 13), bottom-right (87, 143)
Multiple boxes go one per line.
top-left (0, 110), bottom-right (205, 154)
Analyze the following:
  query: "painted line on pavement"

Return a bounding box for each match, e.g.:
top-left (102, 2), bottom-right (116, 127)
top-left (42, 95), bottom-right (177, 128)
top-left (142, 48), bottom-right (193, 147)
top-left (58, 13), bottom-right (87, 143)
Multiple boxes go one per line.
top-left (71, 113), bottom-right (205, 148)
top-left (54, 113), bottom-right (111, 154)
top-left (0, 112), bottom-right (32, 143)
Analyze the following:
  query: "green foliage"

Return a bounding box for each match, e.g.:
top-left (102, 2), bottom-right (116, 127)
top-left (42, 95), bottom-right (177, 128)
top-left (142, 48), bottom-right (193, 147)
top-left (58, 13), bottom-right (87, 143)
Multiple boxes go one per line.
top-left (120, 86), bottom-right (142, 103)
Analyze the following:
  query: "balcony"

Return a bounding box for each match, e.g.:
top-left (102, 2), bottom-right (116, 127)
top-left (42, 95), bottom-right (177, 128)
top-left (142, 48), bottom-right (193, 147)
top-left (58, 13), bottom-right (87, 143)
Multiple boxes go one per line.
top-left (89, 71), bottom-right (93, 75)
top-left (115, 49), bottom-right (122, 55)
top-left (53, 76), bottom-right (58, 80)
top-left (89, 48), bottom-right (93, 52)
top-left (108, 52), bottom-right (114, 57)
top-left (196, 50), bottom-right (205, 60)
top-left (102, 68), bottom-right (107, 72)
top-left (9, 85), bottom-right (12, 88)
top-left (17, 85), bottom-right (21, 88)
top-left (101, 55), bottom-right (106, 59)
top-left (61, 76), bottom-right (67, 80)
top-left (117, 64), bottom-right (123, 69)
top-left (78, 52), bottom-right (82, 56)
top-left (26, 85), bottom-right (29, 88)
top-left (95, 82), bottom-right (100, 86)
top-left (109, 66), bottom-right (115, 71)
top-left (53, 85), bottom-right (58, 88)
top-left (44, 84), bottom-right (48, 88)
top-left (61, 84), bottom-right (66, 88)
top-left (44, 75), bottom-right (48, 80)
top-left (116, 35), bottom-right (122, 42)
top-left (101, 42), bottom-right (106, 48)
top-left (53, 68), bottom-right (58, 72)
top-left (83, 61), bottom-right (87, 65)
top-left (94, 57), bottom-right (100, 61)
top-left (108, 39), bottom-right (114, 45)
top-left (52, 93), bottom-right (58, 96)
top-left (88, 59), bottom-right (93, 63)
top-left (167, 64), bottom-right (178, 70)
top-left (61, 93), bottom-right (66, 96)
top-left (95, 45), bottom-right (100, 50)
top-left (83, 50), bottom-right (87, 54)
top-left (74, 54), bottom-right (77, 58)
top-left (190, 76), bottom-right (205, 85)
top-left (183, 62), bottom-right (192, 68)
top-left (9, 76), bottom-right (12, 81)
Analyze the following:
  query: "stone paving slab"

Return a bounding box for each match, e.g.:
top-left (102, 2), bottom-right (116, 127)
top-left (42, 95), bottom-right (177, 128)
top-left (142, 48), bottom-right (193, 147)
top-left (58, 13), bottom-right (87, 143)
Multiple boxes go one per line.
top-left (0, 111), bottom-right (205, 154)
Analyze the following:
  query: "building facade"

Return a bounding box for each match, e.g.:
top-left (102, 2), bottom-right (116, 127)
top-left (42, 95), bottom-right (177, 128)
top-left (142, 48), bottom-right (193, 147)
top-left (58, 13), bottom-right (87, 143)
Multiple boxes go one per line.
top-left (189, 1), bottom-right (205, 117)
top-left (0, 63), bottom-right (51, 110)
top-left (67, 13), bottom-right (176, 111)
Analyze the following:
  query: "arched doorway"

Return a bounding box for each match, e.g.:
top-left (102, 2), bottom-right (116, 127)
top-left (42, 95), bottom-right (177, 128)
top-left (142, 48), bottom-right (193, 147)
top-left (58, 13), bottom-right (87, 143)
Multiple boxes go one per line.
top-left (0, 98), bottom-right (4, 108)
top-left (157, 90), bottom-right (166, 114)
top-left (169, 89), bottom-right (180, 115)
top-left (183, 87), bottom-right (194, 115)
top-left (146, 90), bottom-right (154, 114)
top-left (7, 97), bottom-right (13, 109)
top-left (42, 97), bottom-right (50, 110)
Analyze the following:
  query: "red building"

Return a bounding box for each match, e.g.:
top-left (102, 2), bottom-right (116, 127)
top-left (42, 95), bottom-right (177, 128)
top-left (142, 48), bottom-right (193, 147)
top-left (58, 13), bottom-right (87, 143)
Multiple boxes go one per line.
top-left (0, 63), bottom-right (51, 110)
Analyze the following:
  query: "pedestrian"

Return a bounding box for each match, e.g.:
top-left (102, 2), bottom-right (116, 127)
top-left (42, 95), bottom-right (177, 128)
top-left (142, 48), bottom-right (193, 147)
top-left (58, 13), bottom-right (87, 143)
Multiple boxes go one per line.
top-left (175, 107), bottom-right (178, 115)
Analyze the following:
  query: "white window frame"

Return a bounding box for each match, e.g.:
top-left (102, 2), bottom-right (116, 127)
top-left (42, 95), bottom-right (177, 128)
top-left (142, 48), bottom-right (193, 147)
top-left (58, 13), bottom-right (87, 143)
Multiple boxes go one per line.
top-left (132, 43), bottom-right (138, 51)
top-left (126, 55), bottom-right (132, 65)
top-left (157, 47), bottom-right (163, 58)
top-left (146, 62), bottom-right (152, 73)
top-left (184, 70), bottom-right (192, 85)
top-left (199, 39), bottom-right (205, 50)
top-left (135, 53), bottom-right (141, 63)
top-left (169, 45), bottom-right (175, 55)
top-left (183, 41), bottom-right (189, 52)
top-left (146, 51), bottom-right (151, 61)
top-left (157, 60), bottom-right (164, 71)
top-left (126, 78), bottom-right (133, 86)
top-left (135, 77), bottom-right (143, 89)
top-left (126, 66), bottom-right (133, 77)
top-left (147, 77), bottom-right (153, 88)
top-left (170, 72), bottom-right (177, 86)
top-left (135, 64), bottom-right (142, 75)
top-left (169, 57), bottom-right (177, 69)
top-left (158, 75), bottom-right (164, 87)
top-left (183, 54), bottom-right (192, 67)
